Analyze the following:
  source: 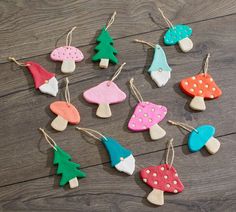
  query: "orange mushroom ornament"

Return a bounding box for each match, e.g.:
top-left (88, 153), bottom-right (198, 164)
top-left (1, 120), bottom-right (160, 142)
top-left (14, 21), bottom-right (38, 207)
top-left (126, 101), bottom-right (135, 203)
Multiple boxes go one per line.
top-left (180, 54), bottom-right (222, 111)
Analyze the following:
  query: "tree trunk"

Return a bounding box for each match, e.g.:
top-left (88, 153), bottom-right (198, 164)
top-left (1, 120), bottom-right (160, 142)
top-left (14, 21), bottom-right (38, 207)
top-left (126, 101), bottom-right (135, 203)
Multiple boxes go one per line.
top-left (149, 124), bottom-right (166, 140)
top-left (96, 103), bottom-right (112, 118)
top-left (99, 58), bottom-right (109, 68)
top-left (61, 59), bottom-right (76, 73)
top-left (69, 177), bottom-right (79, 189)
top-left (147, 189), bottom-right (164, 205)
top-left (51, 115), bottom-right (68, 131)
top-left (189, 96), bottom-right (206, 111)
top-left (205, 136), bottom-right (221, 154)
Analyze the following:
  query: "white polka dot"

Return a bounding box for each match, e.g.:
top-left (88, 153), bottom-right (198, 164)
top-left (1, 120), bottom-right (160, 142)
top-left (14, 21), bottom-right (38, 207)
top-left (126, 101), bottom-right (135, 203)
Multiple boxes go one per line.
top-left (143, 126), bottom-right (147, 129)
top-left (161, 167), bottom-right (164, 171)
top-left (175, 173), bottom-right (178, 177)
top-left (190, 88), bottom-right (194, 92)
top-left (153, 173), bottom-right (157, 177)
top-left (146, 102), bottom-right (149, 104)
top-left (154, 181), bottom-right (158, 185)
top-left (210, 78), bottom-right (213, 82)
top-left (138, 109), bottom-right (142, 112)
top-left (212, 87), bottom-right (216, 91)
top-left (157, 114), bottom-right (161, 118)
top-left (144, 113), bottom-right (148, 117)
top-left (192, 76), bottom-right (196, 80)
top-left (193, 84), bottom-right (197, 88)
top-left (166, 184), bottom-right (170, 188)
top-left (210, 95), bottom-right (214, 99)
top-left (205, 84), bottom-right (209, 88)
top-left (184, 82), bottom-right (188, 85)
top-left (132, 115), bottom-right (136, 118)
top-left (164, 175), bottom-right (168, 179)
top-left (146, 170), bottom-right (150, 174)
top-left (151, 108), bottom-right (155, 112)
top-left (199, 90), bottom-right (203, 94)
top-left (199, 80), bottom-right (203, 84)
top-left (173, 180), bottom-right (177, 185)
top-left (132, 124), bottom-right (135, 127)
top-left (148, 118), bottom-right (152, 122)
top-left (143, 179), bottom-right (147, 183)
top-left (174, 189), bottom-right (178, 193)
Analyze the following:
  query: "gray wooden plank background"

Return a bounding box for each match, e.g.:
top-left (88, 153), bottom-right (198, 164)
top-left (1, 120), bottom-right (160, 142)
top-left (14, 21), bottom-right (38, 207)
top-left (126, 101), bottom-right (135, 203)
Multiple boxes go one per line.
top-left (0, 0), bottom-right (236, 211)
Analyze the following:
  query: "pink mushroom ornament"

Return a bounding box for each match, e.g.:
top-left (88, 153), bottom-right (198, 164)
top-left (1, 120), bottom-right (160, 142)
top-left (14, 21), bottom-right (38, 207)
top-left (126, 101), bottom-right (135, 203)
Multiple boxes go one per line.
top-left (50, 27), bottom-right (84, 73)
top-left (83, 63), bottom-right (127, 118)
top-left (128, 78), bottom-right (167, 140)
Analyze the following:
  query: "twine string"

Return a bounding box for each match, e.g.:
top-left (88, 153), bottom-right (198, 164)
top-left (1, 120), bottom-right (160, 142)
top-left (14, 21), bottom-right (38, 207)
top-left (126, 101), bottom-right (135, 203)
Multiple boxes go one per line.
top-left (129, 78), bottom-right (144, 103)
top-left (66, 26), bottom-right (77, 46)
top-left (38, 128), bottom-right (57, 151)
top-left (76, 127), bottom-right (107, 141)
top-left (110, 62), bottom-right (126, 82)
top-left (8, 57), bottom-right (30, 67)
top-left (65, 77), bottom-right (71, 104)
top-left (105, 11), bottom-right (117, 30)
top-left (203, 53), bottom-right (211, 76)
top-left (166, 138), bottom-right (174, 169)
top-left (158, 8), bottom-right (174, 28)
top-left (134, 39), bottom-right (155, 48)
top-left (168, 120), bottom-right (198, 133)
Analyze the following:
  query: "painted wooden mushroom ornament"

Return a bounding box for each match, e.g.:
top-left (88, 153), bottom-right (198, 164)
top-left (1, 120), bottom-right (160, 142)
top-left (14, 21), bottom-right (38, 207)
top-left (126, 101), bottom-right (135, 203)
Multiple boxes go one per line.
top-left (159, 8), bottom-right (193, 52)
top-left (128, 78), bottom-right (167, 140)
top-left (134, 39), bottom-right (172, 87)
top-left (76, 127), bottom-right (135, 175)
top-left (50, 78), bottom-right (80, 131)
top-left (168, 120), bottom-right (221, 154)
top-left (51, 27), bottom-right (84, 73)
top-left (180, 54), bottom-right (222, 111)
top-left (83, 63), bottom-right (126, 118)
top-left (140, 139), bottom-right (184, 205)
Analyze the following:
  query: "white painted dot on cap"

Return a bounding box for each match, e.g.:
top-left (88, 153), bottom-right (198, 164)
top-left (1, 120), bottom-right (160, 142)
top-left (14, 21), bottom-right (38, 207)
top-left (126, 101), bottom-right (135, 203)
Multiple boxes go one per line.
top-left (205, 84), bottom-right (209, 88)
top-left (192, 76), bottom-right (196, 80)
top-left (212, 87), bottom-right (216, 91)
top-left (143, 178), bottom-right (147, 183)
top-left (138, 109), bottom-right (142, 112)
top-left (199, 80), bottom-right (203, 84)
top-left (199, 90), bottom-right (203, 94)
top-left (154, 181), bottom-right (158, 185)
top-left (190, 88), bottom-right (194, 92)
top-left (144, 113), bottom-right (148, 117)
top-left (193, 84), bottom-right (197, 88)
top-left (164, 175), bottom-right (168, 179)
top-left (175, 173), bottom-right (178, 177)
top-left (148, 118), bottom-right (152, 122)
top-left (157, 114), bottom-right (161, 118)
top-left (139, 118), bottom-right (142, 122)
top-left (132, 123), bottom-right (135, 127)
top-left (174, 189), bottom-right (178, 193)
top-left (146, 102), bottom-right (149, 104)
top-left (161, 167), bottom-right (165, 171)
top-left (166, 184), bottom-right (171, 188)
top-left (132, 115), bottom-right (136, 118)
top-left (210, 78), bottom-right (213, 82)
top-left (173, 180), bottom-right (177, 185)
top-left (153, 173), bottom-right (157, 177)
top-left (210, 95), bottom-right (214, 99)
top-left (146, 170), bottom-right (150, 174)
top-left (143, 125), bottom-right (147, 129)
top-left (184, 82), bottom-right (188, 85)
top-left (151, 108), bottom-right (155, 112)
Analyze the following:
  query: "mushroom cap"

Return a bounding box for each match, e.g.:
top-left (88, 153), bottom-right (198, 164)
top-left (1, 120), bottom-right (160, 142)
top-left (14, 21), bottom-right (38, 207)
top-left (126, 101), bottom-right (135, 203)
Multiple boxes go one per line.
top-left (140, 164), bottom-right (184, 193)
top-left (50, 46), bottom-right (84, 62)
top-left (26, 61), bottom-right (55, 89)
top-left (164, 24), bottom-right (192, 45)
top-left (128, 102), bottom-right (167, 131)
top-left (188, 125), bottom-right (215, 152)
top-left (50, 101), bottom-right (80, 124)
top-left (83, 81), bottom-right (126, 104)
top-left (180, 73), bottom-right (222, 99)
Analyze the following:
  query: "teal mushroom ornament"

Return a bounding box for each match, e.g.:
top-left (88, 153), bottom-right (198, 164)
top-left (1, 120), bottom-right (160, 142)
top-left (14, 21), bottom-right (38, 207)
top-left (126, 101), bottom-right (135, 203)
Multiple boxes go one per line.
top-left (168, 120), bottom-right (220, 155)
top-left (134, 39), bottom-right (172, 87)
top-left (159, 8), bottom-right (193, 52)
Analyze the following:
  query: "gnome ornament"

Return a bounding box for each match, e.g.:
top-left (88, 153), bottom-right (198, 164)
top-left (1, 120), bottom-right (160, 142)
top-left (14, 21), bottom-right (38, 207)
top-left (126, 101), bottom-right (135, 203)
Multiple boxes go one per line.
top-left (8, 57), bottom-right (58, 96)
top-left (51, 27), bottom-right (84, 73)
top-left (83, 63), bottom-right (126, 118)
top-left (77, 127), bottom-right (135, 175)
top-left (140, 139), bottom-right (184, 206)
top-left (134, 39), bottom-right (172, 87)
top-left (128, 78), bottom-right (167, 140)
top-left (180, 54), bottom-right (222, 111)
top-left (39, 128), bottom-right (86, 188)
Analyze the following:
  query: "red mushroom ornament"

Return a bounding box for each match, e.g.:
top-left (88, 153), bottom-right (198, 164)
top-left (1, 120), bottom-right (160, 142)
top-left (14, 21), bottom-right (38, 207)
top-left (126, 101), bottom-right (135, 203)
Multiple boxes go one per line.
top-left (83, 63), bottom-right (126, 118)
top-left (50, 27), bottom-right (84, 73)
top-left (50, 78), bottom-right (80, 131)
top-left (180, 54), bottom-right (222, 111)
top-left (128, 78), bottom-right (167, 140)
top-left (140, 139), bottom-right (184, 206)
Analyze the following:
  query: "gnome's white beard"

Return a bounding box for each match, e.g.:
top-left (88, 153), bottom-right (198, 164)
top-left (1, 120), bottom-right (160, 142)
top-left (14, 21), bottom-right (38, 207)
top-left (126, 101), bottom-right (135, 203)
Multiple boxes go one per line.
top-left (115, 154), bottom-right (135, 175)
top-left (150, 71), bottom-right (171, 87)
top-left (39, 77), bottom-right (58, 97)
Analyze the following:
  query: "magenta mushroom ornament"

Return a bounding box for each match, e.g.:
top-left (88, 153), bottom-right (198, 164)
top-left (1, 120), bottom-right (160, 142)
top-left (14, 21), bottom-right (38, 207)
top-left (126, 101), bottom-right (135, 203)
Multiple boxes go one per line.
top-left (128, 78), bottom-right (167, 140)
top-left (50, 27), bottom-right (84, 73)
top-left (83, 63), bottom-right (127, 118)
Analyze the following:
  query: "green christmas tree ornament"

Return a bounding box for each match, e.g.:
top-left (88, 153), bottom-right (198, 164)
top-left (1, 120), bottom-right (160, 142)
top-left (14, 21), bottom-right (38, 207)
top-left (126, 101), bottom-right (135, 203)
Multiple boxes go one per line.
top-left (39, 128), bottom-right (86, 189)
top-left (159, 8), bottom-right (193, 52)
top-left (92, 11), bottom-right (118, 68)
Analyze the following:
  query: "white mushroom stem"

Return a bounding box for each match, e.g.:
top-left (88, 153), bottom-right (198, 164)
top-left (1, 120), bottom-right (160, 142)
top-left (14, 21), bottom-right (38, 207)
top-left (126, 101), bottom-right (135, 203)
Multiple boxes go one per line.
top-left (149, 124), bottom-right (166, 140)
top-left (51, 115), bottom-right (68, 131)
top-left (150, 70), bottom-right (171, 87)
top-left (69, 177), bottom-right (79, 189)
top-left (61, 59), bottom-right (76, 73)
top-left (147, 189), bottom-right (164, 206)
top-left (205, 137), bottom-right (221, 154)
top-left (99, 58), bottom-right (109, 69)
top-left (178, 37), bottom-right (193, 53)
top-left (96, 103), bottom-right (112, 118)
top-left (189, 96), bottom-right (206, 111)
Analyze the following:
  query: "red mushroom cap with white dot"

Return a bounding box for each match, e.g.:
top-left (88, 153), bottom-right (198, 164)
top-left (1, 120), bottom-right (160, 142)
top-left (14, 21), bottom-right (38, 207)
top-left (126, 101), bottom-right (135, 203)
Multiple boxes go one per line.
top-left (128, 102), bottom-right (167, 131)
top-left (50, 46), bottom-right (84, 62)
top-left (180, 73), bottom-right (222, 99)
top-left (140, 164), bottom-right (184, 193)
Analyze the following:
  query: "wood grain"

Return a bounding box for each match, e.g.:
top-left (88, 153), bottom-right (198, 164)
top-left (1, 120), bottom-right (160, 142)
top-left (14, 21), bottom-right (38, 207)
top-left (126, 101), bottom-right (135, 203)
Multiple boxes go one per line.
top-left (1, 0), bottom-right (236, 62)
top-left (0, 134), bottom-right (235, 212)
top-left (0, 15), bottom-right (236, 187)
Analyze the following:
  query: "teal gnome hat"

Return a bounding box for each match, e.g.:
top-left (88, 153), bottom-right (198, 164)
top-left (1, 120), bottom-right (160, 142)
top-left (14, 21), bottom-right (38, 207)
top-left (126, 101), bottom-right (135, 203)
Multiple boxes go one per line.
top-left (159, 8), bottom-right (193, 52)
top-left (101, 137), bottom-right (135, 175)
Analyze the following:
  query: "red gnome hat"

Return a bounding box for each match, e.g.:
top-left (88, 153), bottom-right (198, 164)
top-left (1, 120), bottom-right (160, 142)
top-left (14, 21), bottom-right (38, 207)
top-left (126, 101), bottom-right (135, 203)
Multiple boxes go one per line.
top-left (26, 61), bottom-right (58, 97)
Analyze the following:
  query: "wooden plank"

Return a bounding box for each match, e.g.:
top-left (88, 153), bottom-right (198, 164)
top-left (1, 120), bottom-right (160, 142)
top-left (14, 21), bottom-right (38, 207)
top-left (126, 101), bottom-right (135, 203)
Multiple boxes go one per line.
top-left (1, 13), bottom-right (236, 97)
top-left (0, 134), bottom-right (235, 211)
top-left (0, 15), bottom-right (236, 187)
top-left (1, 0), bottom-right (236, 62)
